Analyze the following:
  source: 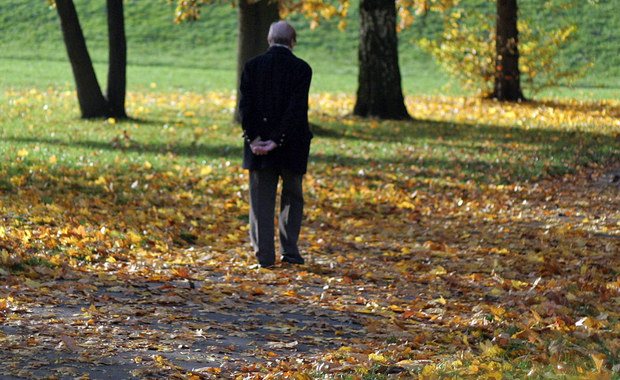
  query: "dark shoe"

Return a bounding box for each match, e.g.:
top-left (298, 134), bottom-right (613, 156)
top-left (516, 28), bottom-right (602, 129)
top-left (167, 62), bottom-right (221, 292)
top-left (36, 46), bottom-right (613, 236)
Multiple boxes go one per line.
top-left (281, 255), bottom-right (305, 265)
top-left (255, 251), bottom-right (275, 269)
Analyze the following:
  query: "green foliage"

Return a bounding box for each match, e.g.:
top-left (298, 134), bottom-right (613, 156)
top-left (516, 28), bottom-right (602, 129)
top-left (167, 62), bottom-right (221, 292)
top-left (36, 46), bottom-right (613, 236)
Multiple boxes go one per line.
top-left (418, 0), bottom-right (596, 97)
top-left (418, 9), bottom-right (495, 96)
top-left (519, 21), bottom-right (593, 94)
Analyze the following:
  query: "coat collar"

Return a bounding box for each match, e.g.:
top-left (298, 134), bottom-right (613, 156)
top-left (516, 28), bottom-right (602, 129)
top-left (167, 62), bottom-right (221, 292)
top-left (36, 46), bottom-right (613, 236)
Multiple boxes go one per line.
top-left (267, 45), bottom-right (293, 56)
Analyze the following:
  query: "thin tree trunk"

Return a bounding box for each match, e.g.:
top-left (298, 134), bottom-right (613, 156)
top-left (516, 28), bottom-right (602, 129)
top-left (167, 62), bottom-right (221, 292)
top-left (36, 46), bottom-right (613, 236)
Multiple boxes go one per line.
top-left (354, 0), bottom-right (410, 120)
top-left (234, 0), bottom-right (279, 122)
top-left (106, 0), bottom-right (127, 118)
top-left (55, 0), bottom-right (108, 118)
top-left (492, 0), bottom-right (525, 101)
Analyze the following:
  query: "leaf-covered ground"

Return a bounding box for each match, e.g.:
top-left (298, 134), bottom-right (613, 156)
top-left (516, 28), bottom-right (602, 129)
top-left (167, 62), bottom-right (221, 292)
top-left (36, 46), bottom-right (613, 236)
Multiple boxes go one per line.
top-left (0, 88), bottom-right (618, 379)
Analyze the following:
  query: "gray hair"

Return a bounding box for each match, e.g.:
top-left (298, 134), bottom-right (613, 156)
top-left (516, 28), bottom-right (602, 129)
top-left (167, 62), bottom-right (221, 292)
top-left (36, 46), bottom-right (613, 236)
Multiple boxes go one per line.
top-left (267, 21), bottom-right (297, 47)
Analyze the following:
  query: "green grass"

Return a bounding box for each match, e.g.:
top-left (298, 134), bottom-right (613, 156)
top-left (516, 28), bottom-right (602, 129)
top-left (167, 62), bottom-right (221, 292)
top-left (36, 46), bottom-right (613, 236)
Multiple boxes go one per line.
top-left (0, 0), bottom-right (618, 98)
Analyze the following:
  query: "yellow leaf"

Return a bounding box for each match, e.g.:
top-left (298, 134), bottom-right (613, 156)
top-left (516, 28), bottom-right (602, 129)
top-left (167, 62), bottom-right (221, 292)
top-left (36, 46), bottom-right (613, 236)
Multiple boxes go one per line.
top-left (369, 353), bottom-right (387, 363)
top-left (49, 155), bottom-right (57, 163)
top-left (591, 353), bottom-right (605, 372)
top-left (504, 111), bottom-right (516, 119)
top-left (389, 304), bottom-right (404, 312)
top-left (127, 231), bottom-right (142, 244)
top-left (486, 371), bottom-right (503, 379)
top-left (294, 373), bottom-right (312, 380)
top-left (17, 148), bottom-right (29, 157)
top-left (468, 364), bottom-right (479, 374)
top-left (421, 364), bottom-right (437, 376)
top-left (200, 165), bottom-right (213, 176)
top-left (434, 296), bottom-right (447, 305)
top-left (489, 305), bottom-right (506, 316)
top-left (398, 201), bottom-right (416, 209)
top-left (479, 340), bottom-right (505, 358)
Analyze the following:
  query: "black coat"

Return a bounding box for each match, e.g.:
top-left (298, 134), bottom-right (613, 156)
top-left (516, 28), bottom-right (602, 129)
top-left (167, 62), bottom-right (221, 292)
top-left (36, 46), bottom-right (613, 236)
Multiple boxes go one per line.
top-left (239, 46), bottom-right (313, 174)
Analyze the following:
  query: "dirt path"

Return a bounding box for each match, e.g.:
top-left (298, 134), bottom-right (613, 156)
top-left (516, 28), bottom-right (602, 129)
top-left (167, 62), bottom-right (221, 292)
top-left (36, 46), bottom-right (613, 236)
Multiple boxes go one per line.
top-left (0, 268), bottom-right (372, 379)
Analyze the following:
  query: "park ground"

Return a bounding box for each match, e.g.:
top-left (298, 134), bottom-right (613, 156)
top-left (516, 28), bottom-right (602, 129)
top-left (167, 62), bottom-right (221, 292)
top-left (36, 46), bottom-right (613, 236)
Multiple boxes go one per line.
top-left (0, 88), bottom-right (618, 379)
top-left (1, 1), bottom-right (619, 377)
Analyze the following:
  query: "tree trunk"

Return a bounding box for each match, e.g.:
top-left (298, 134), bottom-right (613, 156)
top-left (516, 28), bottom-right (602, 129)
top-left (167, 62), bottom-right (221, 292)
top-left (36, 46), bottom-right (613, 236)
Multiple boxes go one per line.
top-left (234, 0), bottom-right (280, 122)
top-left (55, 0), bottom-right (108, 118)
top-left (354, 0), bottom-right (410, 120)
top-left (106, 0), bottom-right (127, 118)
top-left (492, 0), bottom-right (525, 101)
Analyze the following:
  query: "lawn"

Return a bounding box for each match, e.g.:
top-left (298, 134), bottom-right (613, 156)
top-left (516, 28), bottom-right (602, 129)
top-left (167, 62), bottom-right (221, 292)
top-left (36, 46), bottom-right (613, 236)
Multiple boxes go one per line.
top-left (1, 0), bottom-right (619, 98)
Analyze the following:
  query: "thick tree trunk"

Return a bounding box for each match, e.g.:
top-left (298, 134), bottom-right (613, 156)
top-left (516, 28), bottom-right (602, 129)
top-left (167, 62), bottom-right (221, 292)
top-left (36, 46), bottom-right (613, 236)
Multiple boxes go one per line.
top-left (492, 0), bottom-right (525, 101)
top-left (354, 0), bottom-right (410, 120)
top-left (55, 0), bottom-right (108, 118)
top-left (234, 0), bottom-right (280, 122)
top-left (106, 0), bottom-right (127, 118)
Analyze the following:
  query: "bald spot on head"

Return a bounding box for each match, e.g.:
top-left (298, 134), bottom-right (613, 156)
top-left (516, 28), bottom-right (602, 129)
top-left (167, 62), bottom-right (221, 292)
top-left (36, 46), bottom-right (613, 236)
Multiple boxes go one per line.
top-left (268, 21), bottom-right (297, 48)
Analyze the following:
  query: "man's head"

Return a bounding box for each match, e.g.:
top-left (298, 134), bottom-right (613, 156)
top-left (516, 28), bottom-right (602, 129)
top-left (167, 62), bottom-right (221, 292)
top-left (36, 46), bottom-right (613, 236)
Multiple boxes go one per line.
top-left (267, 21), bottom-right (297, 49)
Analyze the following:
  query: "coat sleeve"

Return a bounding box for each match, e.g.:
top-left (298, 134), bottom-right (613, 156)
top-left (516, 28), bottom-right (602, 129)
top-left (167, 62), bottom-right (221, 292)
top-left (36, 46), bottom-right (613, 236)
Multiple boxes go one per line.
top-left (239, 63), bottom-right (259, 144)
top-left (268, 62), bottom-right (312, 146)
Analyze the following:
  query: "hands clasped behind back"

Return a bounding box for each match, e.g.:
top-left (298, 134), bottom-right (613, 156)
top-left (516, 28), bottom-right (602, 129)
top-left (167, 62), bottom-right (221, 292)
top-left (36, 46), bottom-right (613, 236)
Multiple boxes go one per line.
top-left (250, 138), bottom-right (278, 155)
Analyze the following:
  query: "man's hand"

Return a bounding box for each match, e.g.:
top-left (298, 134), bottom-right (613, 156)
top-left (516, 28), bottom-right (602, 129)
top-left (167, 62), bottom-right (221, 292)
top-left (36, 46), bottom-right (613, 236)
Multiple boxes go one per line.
top-left (250, 139), bottom-right (278, 155)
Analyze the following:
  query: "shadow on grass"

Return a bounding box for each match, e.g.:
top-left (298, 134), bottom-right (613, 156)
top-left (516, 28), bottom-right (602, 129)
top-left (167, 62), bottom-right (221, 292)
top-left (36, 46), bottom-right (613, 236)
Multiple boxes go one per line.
top-left (312, 117), bottom-right (617, 183)
top-left (313, 116), bottom-right (615, 146)
top-left (3, 115), bottom-right (618, 191)
top-left (6, 135), bottom-right (243, 159)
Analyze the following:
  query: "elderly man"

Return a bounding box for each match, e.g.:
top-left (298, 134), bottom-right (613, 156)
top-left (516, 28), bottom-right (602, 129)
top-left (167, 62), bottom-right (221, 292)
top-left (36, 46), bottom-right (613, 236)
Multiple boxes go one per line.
top-left (239, 21), bottom-right (313, 268)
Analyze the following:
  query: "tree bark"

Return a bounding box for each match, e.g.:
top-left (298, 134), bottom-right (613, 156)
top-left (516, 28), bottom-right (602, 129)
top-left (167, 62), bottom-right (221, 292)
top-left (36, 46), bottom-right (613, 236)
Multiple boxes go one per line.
top-left (354, 0), bottom-right (410, 120)
top-left (106, 0), bottom-right (127, 118)
top-left (492, 0), bottom-right (525, 101)
top-left (234, 0), bottom-right (280, 122)
top-left (55, 0), bottom-right (108, 118)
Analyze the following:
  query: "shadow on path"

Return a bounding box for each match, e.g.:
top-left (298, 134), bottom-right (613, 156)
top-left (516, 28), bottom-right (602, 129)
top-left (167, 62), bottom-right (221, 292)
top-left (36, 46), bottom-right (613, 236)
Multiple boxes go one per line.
top-left (0, 268), bottom-right (366, 379)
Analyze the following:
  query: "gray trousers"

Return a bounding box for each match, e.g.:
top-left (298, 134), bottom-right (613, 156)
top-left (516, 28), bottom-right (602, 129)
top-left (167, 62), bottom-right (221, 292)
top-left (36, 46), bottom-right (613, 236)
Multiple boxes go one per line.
top-left (249, 168), bottom-right (304, 267)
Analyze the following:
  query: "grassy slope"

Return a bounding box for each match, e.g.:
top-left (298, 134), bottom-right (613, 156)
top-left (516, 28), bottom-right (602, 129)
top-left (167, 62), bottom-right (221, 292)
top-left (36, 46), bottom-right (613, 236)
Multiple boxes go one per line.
top-left (0, 0), bottom-right (618, 97)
